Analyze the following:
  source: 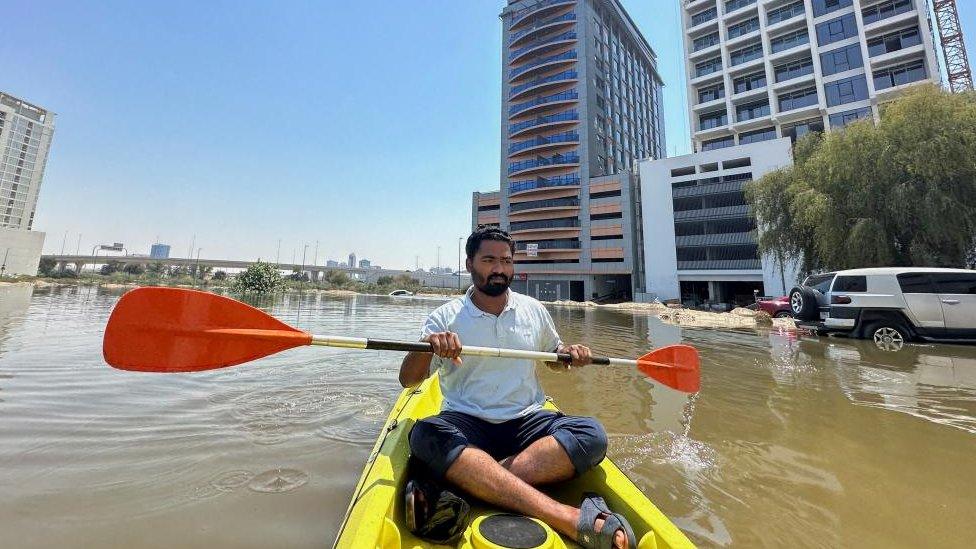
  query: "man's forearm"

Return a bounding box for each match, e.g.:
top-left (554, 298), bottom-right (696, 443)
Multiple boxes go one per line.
top-left (398, 351), bottom-right (433, 387)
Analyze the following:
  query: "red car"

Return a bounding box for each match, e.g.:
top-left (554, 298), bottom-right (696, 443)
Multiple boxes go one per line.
top-left (752, 296), bottom-right (794, 318)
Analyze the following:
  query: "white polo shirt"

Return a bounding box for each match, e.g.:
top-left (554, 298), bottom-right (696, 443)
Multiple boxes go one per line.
top-left (421, 287), bottom-right (563, 423)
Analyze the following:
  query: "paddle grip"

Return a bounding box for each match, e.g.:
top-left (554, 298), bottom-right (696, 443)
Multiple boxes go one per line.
top-left (366, 339), bottom-right (433, 353)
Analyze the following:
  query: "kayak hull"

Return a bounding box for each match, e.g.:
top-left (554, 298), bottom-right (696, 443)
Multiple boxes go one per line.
top-left (334, 375), bottom-right (695, 549)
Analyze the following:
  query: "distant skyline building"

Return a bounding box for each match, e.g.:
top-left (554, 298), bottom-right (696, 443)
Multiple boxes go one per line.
top-left (149, 243), bottom-right (171, 259)
top-left (0, 91), bottom-right (55, 275)
top-left (348, 252), bottom-right (356, 270)
top-left (682, 0), bottom-right (941, 152)
top-left (474, 0), bottom-right (666, 301)
top-left (358, 258), bottom-right (370, 269)
top-left (326, 259), bottom-right (339, 267)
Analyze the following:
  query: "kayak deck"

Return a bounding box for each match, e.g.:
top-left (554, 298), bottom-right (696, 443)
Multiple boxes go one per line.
top-left (334, 375), bottom-right (695, 548)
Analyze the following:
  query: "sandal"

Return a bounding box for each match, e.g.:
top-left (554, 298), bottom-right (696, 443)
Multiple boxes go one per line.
top-left (575, 492), bottom-right (637, 549)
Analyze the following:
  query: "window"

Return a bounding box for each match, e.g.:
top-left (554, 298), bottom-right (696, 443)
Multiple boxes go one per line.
top-left (739, 127), bottom-right (777, 144)
top-left (691, 7), bottom-right (718, 27)
top-left (728, 17), bottom-right (760, 39)
top-left (736, 100), bottom-right (769, 121)
top-left (813, 0), bottom-right (853, 18)
top-left (816, 14), bottom-right (859, 46)
top-left (828, 107), bottom-right (873, 127)
top-left (725, 0), bottom-right (757, 12)
top-left (778, 87), bottom-right (819, 111)
top-left (702, 136), bottom-right (735, 150)
top-left (867, 27), bottom-right (921, 56)
top-left (768, 1), bottom-right (805, 25)
top-left (698, 83), bottom-right (725, 103)
top-left (693, 32), bottom-right (720, 52)
top-left (696, 56), bottom-right (723, 77)
top-left (824, 75), bottom-right (869, 106)
top-left (783, 118), bottom-right (825, 142)
top-left (933, 273), bottom-right (976, 294)
top-left (733, 71), bottom-right (766, 93)
top-left (805, 273), bottom-right (835, 294)
top-left (897, 272), bottom-right (937, 293)
top-left (700, 110), bottom-right (728, 129)
top-left (774, 57), bottom-right (814, 82)
top-left (820, 44), bottom-right (864, 76)
top-left (770, 29), bottom-right (809, 53)
top-left (730, 42), bottom-right (764, 65)
top-left (833, 275), bottom-right (867, 292)
top-left (862, 0), bottom-right (913, 25)
top-left (873, 60), bottom-right (927, 90)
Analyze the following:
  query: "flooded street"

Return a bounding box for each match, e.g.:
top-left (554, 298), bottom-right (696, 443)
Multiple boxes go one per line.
top-left (1, 285), bottom-right (974, 547)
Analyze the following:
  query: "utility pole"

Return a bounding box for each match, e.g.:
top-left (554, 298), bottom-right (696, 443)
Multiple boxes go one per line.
top-left (188, 234), bottom-right (195, 260)
top-left (75, 234), bottom-right (82, 255)
top-left (436, 246), bottom-right (441, 272)
top-left (458, 236), bottom-right (462, 290)
top-left (60, 231), bottom-right (67, 255)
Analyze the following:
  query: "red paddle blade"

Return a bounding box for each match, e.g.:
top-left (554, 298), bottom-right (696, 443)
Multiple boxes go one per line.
top-left (637, 344), bottom-right (701, 393)
top-left (103, 287), bottom-right (311, 373)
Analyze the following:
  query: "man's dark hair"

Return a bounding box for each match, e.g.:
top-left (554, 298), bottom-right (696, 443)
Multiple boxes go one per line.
top-left (466, 226), bottom-right (515, 259)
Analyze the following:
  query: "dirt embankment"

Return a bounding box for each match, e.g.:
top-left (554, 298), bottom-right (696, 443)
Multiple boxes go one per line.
top-left (548, 299), bottom-right (797, 331)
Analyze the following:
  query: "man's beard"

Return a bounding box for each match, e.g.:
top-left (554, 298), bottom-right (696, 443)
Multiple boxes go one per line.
top-left (475, 272), bottom-right (511, 297)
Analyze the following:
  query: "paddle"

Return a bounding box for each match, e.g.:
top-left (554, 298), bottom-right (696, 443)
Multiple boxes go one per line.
top-left (102, 287), bottom-right (701, 393)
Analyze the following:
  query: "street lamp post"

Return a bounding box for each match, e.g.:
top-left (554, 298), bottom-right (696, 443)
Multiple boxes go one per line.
top-left (195, 248), bottom-right (202, 286)
top-left (457, 237), bottom-right (462, 290)
top-left (0, 248), bottom-right (9, 279)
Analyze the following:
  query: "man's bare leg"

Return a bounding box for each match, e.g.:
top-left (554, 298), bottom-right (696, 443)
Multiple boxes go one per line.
top-left (445, 446), bottom-right (628, 548)
top-left (499, 434), bottom-right (574, 485)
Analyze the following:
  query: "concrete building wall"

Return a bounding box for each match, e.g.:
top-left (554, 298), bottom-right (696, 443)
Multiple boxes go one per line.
top-left (682, 0), bottom-right (941, 153)
top-left (0, 227), bottom-right (45, 276)
top-left (638, 137), bottom-right (799, 304)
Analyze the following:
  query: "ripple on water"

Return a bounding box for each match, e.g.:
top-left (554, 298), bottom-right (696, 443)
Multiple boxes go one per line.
top-left (248, 468), bottom-right (309, 494)
top-left (612, 431), bottom-right (718, 473)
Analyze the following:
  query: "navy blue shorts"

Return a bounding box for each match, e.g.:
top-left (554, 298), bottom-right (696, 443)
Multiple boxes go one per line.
top-left (408, 409), bottom-right (608, 480)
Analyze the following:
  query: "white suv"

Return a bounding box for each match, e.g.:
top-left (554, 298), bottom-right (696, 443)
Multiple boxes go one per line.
top-left (789, 268), bottom-right (976, 349)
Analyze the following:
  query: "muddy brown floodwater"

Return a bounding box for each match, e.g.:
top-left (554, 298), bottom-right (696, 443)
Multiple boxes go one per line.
top-left (1, 285), bottom-right (974, 547)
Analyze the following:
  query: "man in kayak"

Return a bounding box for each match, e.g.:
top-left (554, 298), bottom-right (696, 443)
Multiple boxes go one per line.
top-left (399, 227), bottom-right (636, 549)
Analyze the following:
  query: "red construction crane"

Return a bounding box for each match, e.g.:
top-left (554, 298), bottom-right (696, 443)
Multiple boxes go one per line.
top-left (932, 0), bottom-right (973, 92)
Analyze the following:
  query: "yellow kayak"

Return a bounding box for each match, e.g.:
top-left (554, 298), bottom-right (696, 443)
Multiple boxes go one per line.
top-left (333, 375), bottom-right (696, 549)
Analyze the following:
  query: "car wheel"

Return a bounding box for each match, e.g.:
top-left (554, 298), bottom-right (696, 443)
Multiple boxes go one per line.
top-left (774, 311), bottom-right (794, 319)
top-left (864, 321), bottom-right (909, 352)
top-left (788, 286), bottom-right (819, 321)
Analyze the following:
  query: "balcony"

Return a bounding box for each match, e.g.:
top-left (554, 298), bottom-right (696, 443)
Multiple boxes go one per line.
top-left (510, 70), bottom-right (578, 99)
top-left (509, 217), bottom-right (581, 233)
top-left (510, 12), bottom-right (576, 46)
top-left (510, 0), bottom-right (576, 31)
top-left (508, 153), bottom-right (580, 176)
top-left (509, 110), bottom-right (579, 136)
top-left (674, 231), bottom-right (757, 247)
top-left (510, 50), bottom-right (577, 80)
top-left (672, 179), bottom-right (747, 198)
top-left (509, 91), bottom-right (579, 117)
top-left (509, 131), bottom-right (579, 156)
top-left (677, 259), bottom-right (762, 270)
top-left (510, 197), bottom-right (580, 213)
top-left (673, 204), bottom-right (750, 221)
top-left (510, 31), bottom-right (577, 63)
top-left (509, 173), bottom-right (580, 194)
top-left (515, 239), bottom-right (582, 251)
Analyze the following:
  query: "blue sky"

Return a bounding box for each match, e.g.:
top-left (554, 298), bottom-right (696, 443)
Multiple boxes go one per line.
top-left (3, 1), bottom-right (974, 269)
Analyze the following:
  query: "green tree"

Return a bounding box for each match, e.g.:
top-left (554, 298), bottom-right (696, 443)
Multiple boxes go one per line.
top-left (231, 261), bottom-right (284, 295)
top-left (322, 269), bottom-right (351, 288)
top-left (746, 85), bottom-right (976, 274)
top-left (37, 257), bottom-right (57, 276)
top-left (122, 263), bottom-right (145, 275)
top-left (147, 262), bottom-right (167, 276)
top-left (376, 275), bottom-right (394, 286)
top-left (212, 270), bottom-right (228, 281)
top-left (100, 260), bottom-right (123, 275)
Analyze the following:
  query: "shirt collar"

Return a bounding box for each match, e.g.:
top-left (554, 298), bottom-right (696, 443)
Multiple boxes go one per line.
top-left (463, 286), bottom-right (518, 317)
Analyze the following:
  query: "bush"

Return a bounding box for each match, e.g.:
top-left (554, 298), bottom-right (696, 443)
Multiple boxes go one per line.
top-left (38, 257), bottom-right (57, 276)
top-left (231, 261), bottom-right (284, 295)
top-left (100, 260), bottom-right (123, 275)
top-left (212, 270), bottom-right (228, 281)
top-left (122, 263), bottom-right (145, 275)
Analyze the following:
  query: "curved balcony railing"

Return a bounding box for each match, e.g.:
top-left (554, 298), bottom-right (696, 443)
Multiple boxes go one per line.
top-left (510, 197), bottom-right (579, 212)
top-left (516, 239), bottom-right (581, 250)
top-left (510, 217), bottom-right (580, 232)
top-left (510, 50), bottom-right (577, 80)
top-left (511, 70), bottom-right (578, 97)
top-left (509, 110), bottom-right (578, 135)
top-left (510, 91), bottom-right (578, 117)
top-left (510, 0), bottom-right (576, 30)
top-left (508, 173), bottom-right (580, 194)
top-left (510, 12), bottom-right (576, 45)
top-left (508, 153), bottom-right (579, 175)
top-left (509, 131), bottom-right (579, 155)
top-left (510, 31), bottom-right (577, 61)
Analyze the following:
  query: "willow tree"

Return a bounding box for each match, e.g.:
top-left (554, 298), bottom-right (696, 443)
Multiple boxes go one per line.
top-left (746, 85), bottom-right (976, 274)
